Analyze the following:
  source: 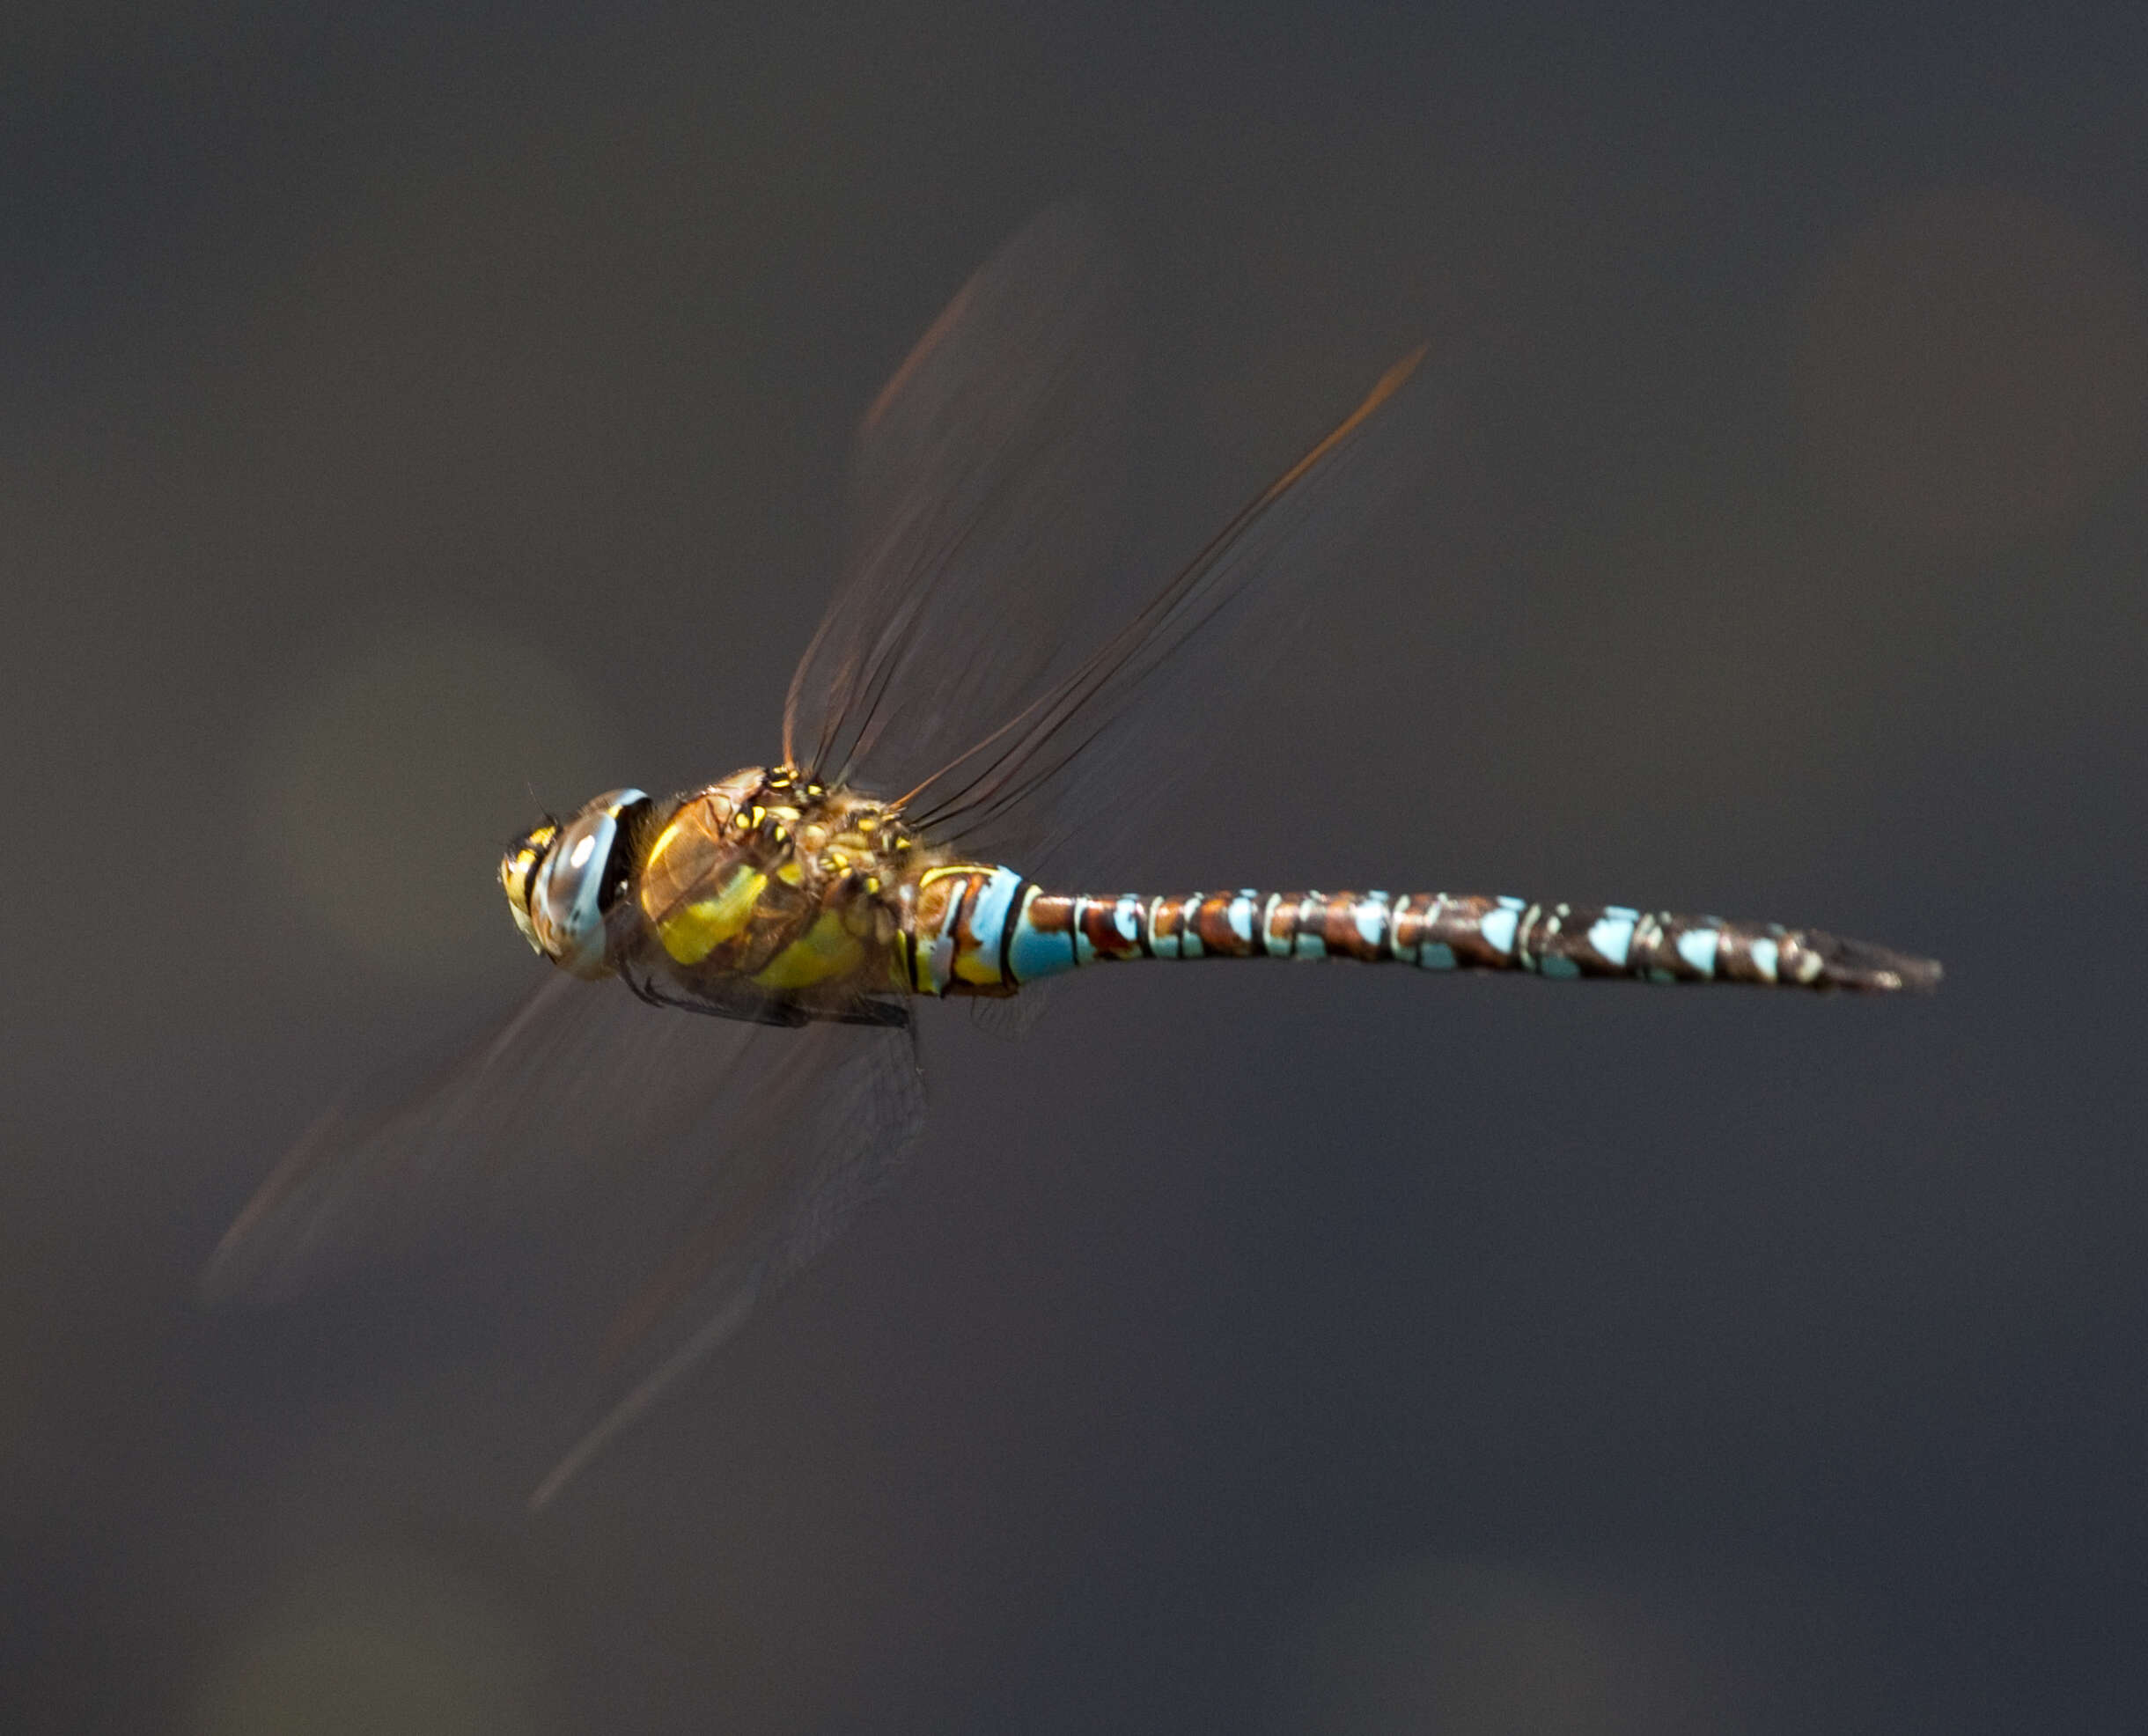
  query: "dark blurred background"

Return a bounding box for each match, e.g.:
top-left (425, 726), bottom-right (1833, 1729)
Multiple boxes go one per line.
top-left (4, 4), bottom-right (2144, 1732)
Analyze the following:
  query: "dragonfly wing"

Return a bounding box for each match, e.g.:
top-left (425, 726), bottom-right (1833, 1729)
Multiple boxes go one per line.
top-left (201, 971), bottom-right (771, 1305)
top-left (783, 203), bottom-right (1129, 802)
top-left (967, 979), bottom-right (1054, 1040)
top-left (901, 346), bottom-right (1453, 885)
top-left (789, 207), bottom-right (1446, 889)
top-left (532, 1013), bottom-right (925, 1506)
top-left (210, 965), bottom-right (928, 1504)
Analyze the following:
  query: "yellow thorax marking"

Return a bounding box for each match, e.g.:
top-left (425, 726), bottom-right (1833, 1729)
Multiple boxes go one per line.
top-left (646, 810), bottom-right (698, 869)
top-left (753, 908), bottom-right (865, 990)
top-left (658, 864), bottom-right (768, 965)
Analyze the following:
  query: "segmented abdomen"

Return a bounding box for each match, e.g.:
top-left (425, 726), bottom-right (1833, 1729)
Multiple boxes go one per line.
top-left (906, 869), bottom-right (1939, 996)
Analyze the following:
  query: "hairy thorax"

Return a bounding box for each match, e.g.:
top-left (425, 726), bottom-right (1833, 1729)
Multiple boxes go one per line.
top-left (630, 766), bottom-right (949, 1002)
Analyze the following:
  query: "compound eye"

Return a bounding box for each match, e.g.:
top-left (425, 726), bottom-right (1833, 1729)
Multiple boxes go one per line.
top-left (528, 813), bottom-right (611, 975)
top-left (524, 789), bottom-right (647, 978)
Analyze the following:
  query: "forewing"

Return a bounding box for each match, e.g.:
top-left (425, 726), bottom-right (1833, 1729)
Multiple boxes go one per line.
top-left (201, 971), bottom-right (765, 1305)
top-left (783, 204), bottom-right (1128, 798)
top-left (901, 348), bottom-right (1453, 884)
top-left (208, 963), bottom-right (928, 1504)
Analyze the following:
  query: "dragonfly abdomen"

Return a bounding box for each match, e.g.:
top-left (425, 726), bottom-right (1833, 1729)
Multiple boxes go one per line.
top-left (907, 871), bottom-right (1939, 995)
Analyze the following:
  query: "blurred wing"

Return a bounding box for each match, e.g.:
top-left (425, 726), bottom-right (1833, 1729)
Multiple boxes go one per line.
top-left (967, 980), bottom-right (1053, 1040)
top-left (206, 967), bottom-right (927, 1504)
top-left (899, 346), bottom-right (1449, 880)
top-left (201, 971), bottom-right (767, 1305)
top-left (531, 1014), bottom-right (924, 1506)
top-left (783, 203), bottom-right (1129, 800)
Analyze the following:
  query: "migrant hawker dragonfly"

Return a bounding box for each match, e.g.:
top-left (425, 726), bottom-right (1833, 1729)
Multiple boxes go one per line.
top-left (209, 209), bottom-right (1938, 1504)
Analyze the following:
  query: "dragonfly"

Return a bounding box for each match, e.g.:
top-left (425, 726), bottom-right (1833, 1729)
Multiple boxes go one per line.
top-left (207, 208), bottom-right (1940, 1506)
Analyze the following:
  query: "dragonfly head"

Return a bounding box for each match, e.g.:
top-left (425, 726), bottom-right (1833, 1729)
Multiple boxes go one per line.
top-left (501, 788), bottom-right (650, 978)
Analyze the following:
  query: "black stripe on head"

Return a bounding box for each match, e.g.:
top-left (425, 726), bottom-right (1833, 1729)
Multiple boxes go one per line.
top-left (507, 819), bottom-right (560, 911)
top-left (596, 797), bottom-right (652, 912)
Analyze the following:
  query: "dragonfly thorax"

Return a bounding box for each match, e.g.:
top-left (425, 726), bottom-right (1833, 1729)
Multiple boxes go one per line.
top-left (628, 768), bottom-right (930, 997)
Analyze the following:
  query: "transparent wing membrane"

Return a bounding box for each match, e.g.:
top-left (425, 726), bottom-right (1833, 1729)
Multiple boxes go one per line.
top-left (531, 1016), bottom-right (923, 1508)
top-left (209, 975), bottom-right (923, 1504)
top-left (783, 203), bottom-right (1129, 802)
top-left (787, 206), bottom-right (1444, 888)
top-left (203, 975), bottom-right (760, 1305)
top-left (901, 347), bottom-right (1446, 881)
